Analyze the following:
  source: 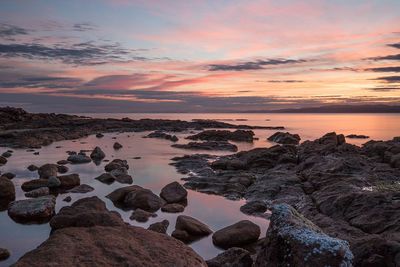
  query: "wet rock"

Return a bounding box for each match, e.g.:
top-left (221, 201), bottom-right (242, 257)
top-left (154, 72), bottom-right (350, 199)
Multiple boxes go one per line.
top-left (0, 176), bottom-right (15, 210)
top-left (67, 184), bottom-right (94, 194)
top-left (58, 174), bottom-right (80, 189)
top-left (21, 179), bottom-right (49, 191)
top-left (172, 141), bottom-right (238, 152)
top-left (96, 133), bottom-right (104, 138)
top-left (67, 153), bottom-right (91, 164)
top-left (161, 203), bottom-right (185, 213)
top-left (148, 220), bottom-right (169, 234)
top-left (50, 196), bottom-right (124, 230)
top-left (0, 156), bottom-right (7, 165)
top-left (255, 204), bottom-right (353, 267)
top-left (2, 151), bottom-right (12, 158)
top-left (172, 215), bottom-right (213, 243)
top-left (2, 172), bottom-right (15, 179)
top-left (48, 176), bottom-right (61, 188)
top-left (240, 200), bottom-right (270, 219)
top-left (56, 160), bottom-right (69, 165)
top-left (8, 196), bottom-right (56, 224)
top-left (95, 173), bottom-right (115, 184)
top-left (113, 142), bottom-right (123, 150)
top-left (104, 159), bottom-right (129, 172)
top-left (90, 146), bottom-right (106, 160)
top-left (57, 165), bottom-right (68, 174)
top-left (390, 153), bottom-right (400, 168)
top-left (115, 173), bottom-right (133, 184)
top-left (25, 187), bottom-right (49, 198)
top-left (346, 134), bottom-right (369, 139)
top-left (146, 131), bottom-right (179, 142)
top-left (212, 220), bottom-right (260, 249)
top-left (160, 181), bottom-right (188, 204)
top-left (62, 196), bottom-right (72, 202)
top-left (0, 248), bottom-right (10, 261)
top-left (38, 164), bottom-right (58, 179)
top-left (130, 208), bottom-right (157, 222)
top-left (267, 131), bottom-right (301, 145)
top-left (27, 164), bottom-right (38, 171)
top-left (206, 247), bottom-right (253, 267)
top-left (187, 129), bottom-right (255, 142)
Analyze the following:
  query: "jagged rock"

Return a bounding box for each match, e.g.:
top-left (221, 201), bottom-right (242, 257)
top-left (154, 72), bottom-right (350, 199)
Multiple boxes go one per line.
top-left (90, 146), bottom-right (106, 160)
top-left (25, 187), bottom-right (49, 198)
top-left (130, 208), bottom-right (157, 222)
top-left (255, 204), bottom-right (353, 267)
top-left (8, 196), bottom-right (56, 224)
top-left (160, 181), bottom-right (188, 203)
top-left (38, 164), bottom-right (58, 179)
top-left (148, 220), bottom-right (169, 234)
top-left (206, 247), bottom-right (253, 267)
top-left (212, 220), bottom-right (260, 249)
top-left (267, 131), bottom-right (301, 145)
top-left (172, 215), bottom-right (213, 243)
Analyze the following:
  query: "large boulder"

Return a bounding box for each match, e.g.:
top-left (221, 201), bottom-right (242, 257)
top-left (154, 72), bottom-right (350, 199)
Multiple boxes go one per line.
top-left (8, 196), bottom-right (56, 224)
top-left (172, 215), bottom-right (213, 243)
top-left (0, 176), bottom-right (15, 210)
top-left (90, 146), bottom-right (105, 160)
top-left (38, 164), bottom-right (58, 179)
top-left (255, 204), bottom-right (353, 267)
top-left (212, 220), bottom-right (260, 249)
top-left (267, 132), bottom-right (301, 145)
top-left (160, 181), bottom-right (188, 203)
top-left (206, 247), bottom-right (253, 267)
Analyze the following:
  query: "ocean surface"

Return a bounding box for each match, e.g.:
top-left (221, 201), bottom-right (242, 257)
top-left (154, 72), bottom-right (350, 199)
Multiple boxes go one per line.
top-left (1, 113), bottom-right (399, 265)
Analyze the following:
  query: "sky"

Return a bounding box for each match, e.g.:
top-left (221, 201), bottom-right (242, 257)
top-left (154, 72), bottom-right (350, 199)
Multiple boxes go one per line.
top-left (0, 0), bottom-right (399, 113)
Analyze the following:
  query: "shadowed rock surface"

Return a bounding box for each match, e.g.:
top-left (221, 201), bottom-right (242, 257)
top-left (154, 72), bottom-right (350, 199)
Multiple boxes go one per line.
top-left (207, 247), bottom-right (253, 267)
top-left (148, 220), bottom-right (169, 234)
top-left (160, 181), bottom-right (188, 204)
top-left (172, 141), bottom-right (238, 152)
top-left (212, 220), bottom-right (261, 249)
top-left (145, 131), bottom-right (179, 142)
top-left (172, 215), bottom-right (213, 243)
top-left (0, 176), bottom-right (15, 210)
top-left (267, 131), bottom-right (301, 145)
top-left (8, 196), bottom-right (56, 224)
top-left (186, 129), bottom-right (255, 142)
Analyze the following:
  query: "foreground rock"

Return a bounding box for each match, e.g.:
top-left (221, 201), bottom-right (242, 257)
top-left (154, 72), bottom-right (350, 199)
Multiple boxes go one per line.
top-left (0, 176), bottom-right (15, 210)
top-left (187, 129), bottom-right (255, 142)
top-left (0, 248), bottom-right (10, 261)
top-left (145, 131), bottom-right (178, 142)
top-left (8, 196), bottom-right (56, 223)
top-left (212, 220), bottom-right (260, 249)
top-left (172, 215), bottom-right (213, 243)
top-left (160, 181), bottom-right (188, 204)
top-left (207, 248), bottom-right (253, 267)
top-left (267, 131), bottom-right (301, 145)
top-left (255, 204), bottom-right (353, 267)
top-left (173, 141), bottom-right (238, 152)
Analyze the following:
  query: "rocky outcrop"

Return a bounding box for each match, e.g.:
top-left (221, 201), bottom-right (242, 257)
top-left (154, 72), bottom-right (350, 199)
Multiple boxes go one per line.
top-left (145, 131), bottom-right (179, 142)
top-left (346, 134), bottom-right (369, 139)
top-left (15, 197), bottom-right (206, 267)
top-left (172, 141), bottom-right (238, 152)
top-left (187, 129), bottom-right (255, 142)
top-left (8, 196), bottom-right (56, 223)
top-left (267, 131), bottom-right (301, 145)
top-left (255, 204), bottom-right (353, 267)
top-left (206, 247), bottom-right (253, 267)
top-left (172, 215), bottom-right (213, 243)
top-left (212, 220), bottom-right (260, 249)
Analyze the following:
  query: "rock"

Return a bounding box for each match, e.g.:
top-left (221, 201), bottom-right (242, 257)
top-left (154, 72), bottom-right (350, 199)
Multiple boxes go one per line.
top-left (56, 160), bottom-right (69, 165)
top-left (0, 176), bottom-right (15, 210)
top-left (212, 220), bottom-right (260, 249)
top-left (50, 196), bottom-right (124, 230)
top-left (146, 131), bottom-right (179, 142)
top-left (346, 134), bottom-right (369, 139)
top-left (187, 129), bottom-right (255, 142)
top-left (58, 174), bottom-right (80, 189)
top-left (172, 215), bottom-right (213, 243)
top-left (390, 153), bottom-right (400, 168)
top-left (130, 208), bottom-right (157, 222)
top-left (240, 200), bottom-right (269, 218)
top-left (38, 164), bottom-right (58, 179)
top-left (148, 220), bottom-right (169, 234)
top-left (172, 141), bottom-right (238, 152)
top-left (8, 196), bottom-right (56, 224)
top-left (96, 133), bottom-right (104, 138)
top-left (63, 196), bottom-right (72, 202)
top-left (25, 187), bottom-right (49, 198)
top-left (90, 146), bottom-right (106, 160)
top-left (0, 156), bottom-right (7, 165)
top-left (104, 159), bottom-right (129, 172)
top-left (27, 164), bottom-right (38, 171)
top-left (57, 165), bottom-right (68, 174)
top-left (113, 142), bottom-right (123, 149)
top-left (161, 203), bottom-right (185, 213)
top-left (115, 173), bottom-right (133, 184)
top-left (124, 188), bottom-right (162, 212)
top-left (2, 151), bottom-right (12, 158)
top-left (267, 131), bottom-right (301, 145)
top-left (255, 204), bottom-right (353, 267)
top-left (0, 248), bottom-right (10, 261)
top-left (206, 247), bottom-right (253, 267)
top-left (106, 185), bottom-right (141, 204)
top-left (48, 176), bottom-right (61, 188)
top-left (21, 179), bottom-right (49, 191)
top-left (160, 181), bottom-right (188, 203)
top-left (95, 173), bottom-right (115, 184)
top-left (67, 153), bottom-right (91, 164)
top-left (67, 184), bottom-right (94, 193)
top-left (2, 172), bottom-right (15, 179)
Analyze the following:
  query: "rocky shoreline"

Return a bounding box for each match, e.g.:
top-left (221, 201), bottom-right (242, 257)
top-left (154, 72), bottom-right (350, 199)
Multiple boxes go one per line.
top-left (1, 107), bottom-right (399, 266)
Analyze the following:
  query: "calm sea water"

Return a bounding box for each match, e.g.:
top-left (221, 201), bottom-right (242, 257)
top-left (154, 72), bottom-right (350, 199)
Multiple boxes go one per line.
top-left (0, 113), bottom-right (399, 265)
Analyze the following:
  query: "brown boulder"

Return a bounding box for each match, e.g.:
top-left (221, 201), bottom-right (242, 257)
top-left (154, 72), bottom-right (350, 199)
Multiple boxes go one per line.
top-left (172, 215), bottom-right (213, 243)
top-left (148, 220), bottom-right (169, 234)
top-left (212, 220), bottom-right (260, 249)
top-left (38, 164), bottom-right (58, 179)
top-left (0, 176), bottom-right (15, 210)
top-left (8, 196), bottom-right (56, 224)
top-left (160, 181), bottom-right (188, 203)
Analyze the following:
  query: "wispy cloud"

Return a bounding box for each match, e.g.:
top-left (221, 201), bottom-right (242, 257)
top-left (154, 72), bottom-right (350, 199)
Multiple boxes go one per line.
top-left (208, 59), bottom-right (307, 71)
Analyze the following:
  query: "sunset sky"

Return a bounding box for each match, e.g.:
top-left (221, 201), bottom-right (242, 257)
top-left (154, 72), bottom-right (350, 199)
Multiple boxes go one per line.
top-left (0, 0), bottom-right (399, 112)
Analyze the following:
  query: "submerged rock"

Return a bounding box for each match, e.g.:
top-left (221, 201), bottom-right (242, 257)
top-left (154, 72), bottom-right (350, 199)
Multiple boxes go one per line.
top-left (160, 181), bottom-right (188, 204)
top-left (95, 173), bottom-right (115, 184)
top-left (212, 220), bottom-right (261, 249)
top-left (206, 247), bottom-right (253, 267)
top-left (161, 203), bottom-right (185, 213)
top-left (172, 215), bottom-right (213, 243)
top-left (8, 196), bottom-right (56, 224)
top-left (27, 164), bottom-right (38, 171)
top-left (148, 220), bottom-right (169, 234)
top-left (255, 204), bottom-right (353, 267)
top-left (267, 131), bottom-right (301, 145)
top-left (57, 165), bottom-right (68, 174)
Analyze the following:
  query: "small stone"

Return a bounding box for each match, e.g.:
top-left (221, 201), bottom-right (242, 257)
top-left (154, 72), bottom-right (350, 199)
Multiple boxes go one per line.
top-left (1, 151), bottom-right (12, 158)
top-left (38, 164), bottom-right (58, 179)
top-left (57, 160), bottom-right (69, 165)
top-left (130, 208), bottom-right (157, 222)
top-left (0, 156), bottom-right (8, 165)
top-left (57, 165), bottom-right (69, 174)
top-left (63, 196), bottom-right (72, 202)
top-left (27, 164), bottom-right (38, 171)
top-left (67, 184), bottom-right (94, 194)
top-left (0, 248), bottom-right (10, 261)
top-left (2, 172), bottom-right (15, 179)
top-left (113, 142), bottom-right (123, 150)
top-left (161, 203), bottom-right (185, 213)
top-left (95, 173), bottom-right (116, 184)
top-left (90, 146), bottom-right (106, 160)
top-left (48, 176), bottom-right (61, 188)
top-left (148, 220), bottom-right (169, 234)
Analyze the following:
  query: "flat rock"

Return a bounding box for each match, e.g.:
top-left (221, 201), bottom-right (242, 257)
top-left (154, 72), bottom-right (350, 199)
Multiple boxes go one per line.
top-left (8, 196), bottom-right (56, 224)
top-left (25, 187), bottom-right (49, 198)
top-left (172, 215), bottom-right (212, 243)
top-left (187, 129), bottom-right (255, 142)
top-left (67, 154), bottom-right (91, 164)
top-left (148, 220), bottom-right (169, 234)
top-left (206, 247), bottom-right (253, 267)
top-left (56, 160), bottom-right (69, 165)
top-left (212, 220), bottom-right (260, 249)
top-left (172, 141), bottom-right (238, 152)
top-left (67, 184), bottom-right (94, 193)
top-left (160, 181), bottom-right (188, 203)
top-left (146, 131), bottom-right (179, 142)
top-left (161, 203), bottom-right (185, 213)
top-left (346, 134), bottom-right (369, 139)
top-left (95, 173), bottom-right (115, 184)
